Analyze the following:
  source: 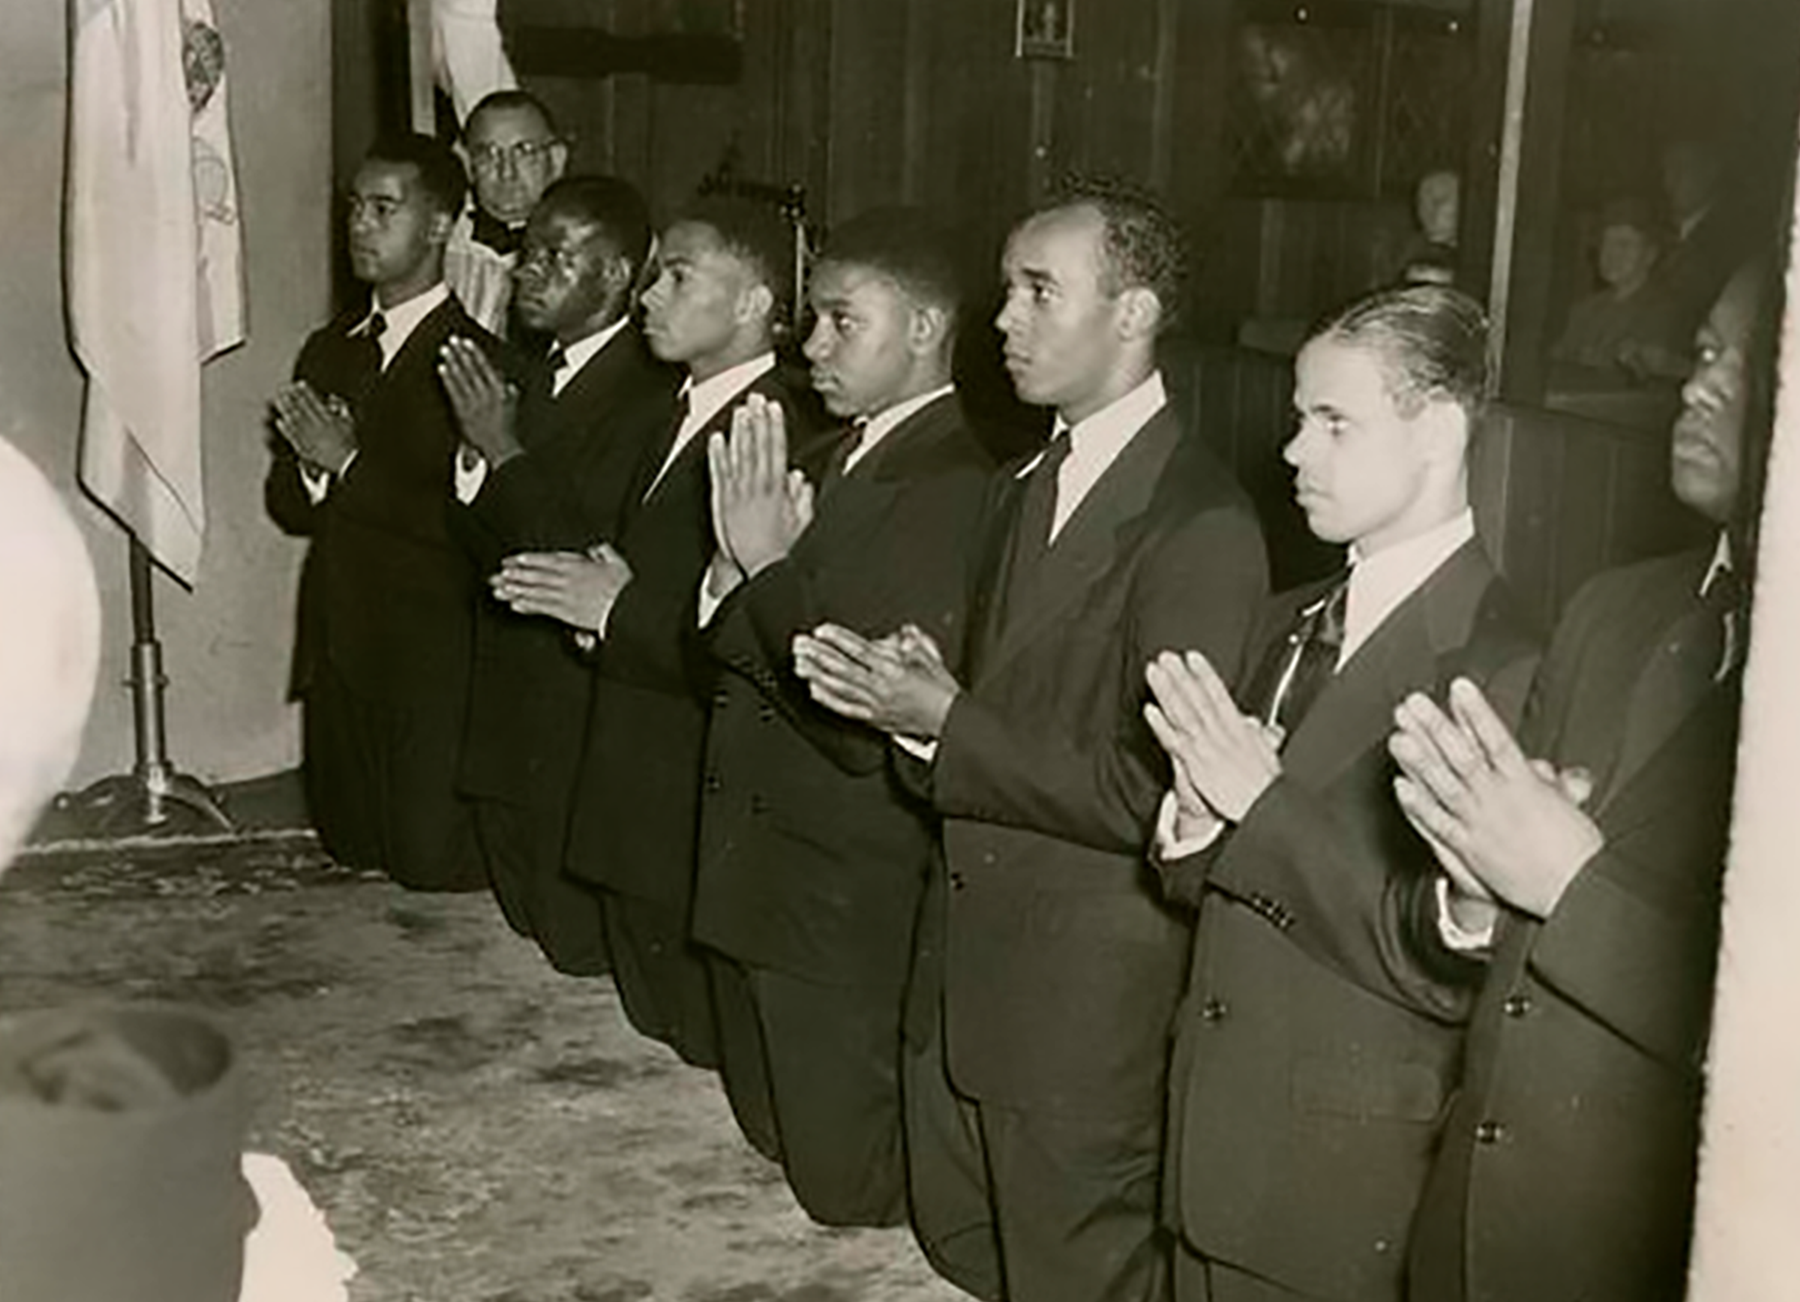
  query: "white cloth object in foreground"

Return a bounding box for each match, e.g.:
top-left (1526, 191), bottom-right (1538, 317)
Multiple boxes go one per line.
top-left (238, 1153), bottom-right (357, 1302)
top-left (0, 436), bottom-right (102, 869)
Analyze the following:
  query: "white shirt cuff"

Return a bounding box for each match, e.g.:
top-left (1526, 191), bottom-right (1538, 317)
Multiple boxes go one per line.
top-left (697, 556), bottom-right (742, 629)
top-left (299, 462), bottom-right (332, 504)
top-left (1155, 788), bottom-right (1226, 859)
top-left (454, 447), bottom-right (490, 503)
top-left (894, 735), bottom-right (938, 763)
top-left (1434, 876), bottom-right (1496, 951)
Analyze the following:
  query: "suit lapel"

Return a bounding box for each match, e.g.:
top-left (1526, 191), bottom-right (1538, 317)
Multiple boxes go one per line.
top-left (1280, 542), bottom-right (1492, 792)
top-left (976, 406), bottom-right (1181, 686)
top-left (636, 370), bottom-right (782, 516)
top-left (793, 396), bottom-right (957, 566)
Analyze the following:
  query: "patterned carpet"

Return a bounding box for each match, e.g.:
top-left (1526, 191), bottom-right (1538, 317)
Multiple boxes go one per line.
top-left (0, 837), bottom-right (968, 1302)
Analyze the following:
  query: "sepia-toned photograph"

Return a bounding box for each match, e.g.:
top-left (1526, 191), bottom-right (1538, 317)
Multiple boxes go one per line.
top-left (3, 1), bottom-right (1799, 1300)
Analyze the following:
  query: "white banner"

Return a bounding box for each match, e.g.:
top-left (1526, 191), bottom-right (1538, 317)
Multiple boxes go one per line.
top-left (66, 0), bottom-right (245, 585)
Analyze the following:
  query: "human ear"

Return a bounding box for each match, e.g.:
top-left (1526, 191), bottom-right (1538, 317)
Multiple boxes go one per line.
top-left (739, 282), bottom-right (776, 327)
top-left (908, 304), bottom-right (948, 355)
top-left (1117, 286), bottom-right (1163, 342)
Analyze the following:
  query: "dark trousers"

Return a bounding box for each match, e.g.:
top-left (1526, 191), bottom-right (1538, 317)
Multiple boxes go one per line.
top-left (471, 799), bottom-right (610, 976)
top-left (903, 1013), bottom-right (1004, 1301)
top-left (602, 892), bottom-right (719, 1069)
top-left (979, 1095), bottom-right (1170, 1302)
top-left (301, 660), bottom-right (483, 891)
top-left (710, 956), bottom-right (907, 1227)
top-left (901, 991), bottom-right (1169, 1302)
top-left (1173, 1247), bottom-right (1319, 1302)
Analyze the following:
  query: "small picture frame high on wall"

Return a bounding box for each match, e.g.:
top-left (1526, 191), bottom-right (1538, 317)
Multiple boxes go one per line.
top-left (1016, 0), bottom-right (1076, 60)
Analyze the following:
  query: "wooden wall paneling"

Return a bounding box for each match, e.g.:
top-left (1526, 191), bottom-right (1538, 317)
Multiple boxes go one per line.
top-left (779, 0), bottom-right (834, 215)
top-left (901, 0), bottom-right (932, 204)
top-left (1050, 0), bottom-right (1157, 186)
top-left (1477, 403), bottom-right (1708, 626)
top-left (822, 0), bottom-right (913, 224)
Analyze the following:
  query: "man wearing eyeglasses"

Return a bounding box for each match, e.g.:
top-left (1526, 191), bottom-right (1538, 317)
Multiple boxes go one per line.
top-left (446, 90), bottom-right (569, 336)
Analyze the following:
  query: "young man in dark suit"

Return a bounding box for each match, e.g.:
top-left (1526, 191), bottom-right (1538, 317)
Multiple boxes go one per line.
top-left (795, 180), bottom-right (1268, 1302)
top-left (268, 132), bottom-right (510, 891)
top-left (1143, 286), bottom-right (1541, 1302)
top-left (494, 199), bottom-right (814, 1068)
top-left (691, 210), bottom-right (993, 1226)
top-left (1390, 264), bottom-right (1767, 1302)
top-left (437, 175), bottom-right (679, 975)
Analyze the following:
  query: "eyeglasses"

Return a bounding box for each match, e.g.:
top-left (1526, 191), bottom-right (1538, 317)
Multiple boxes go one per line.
top-left (468, 140), bottom-right (560, 174)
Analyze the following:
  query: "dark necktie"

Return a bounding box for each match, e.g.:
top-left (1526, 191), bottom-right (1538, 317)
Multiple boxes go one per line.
top-left (347, 311), bottom-right (386, 395)
top-left (545, 343), bottom-right (569, 395)
top-left (816, 421), bottom-right (865, 502)
top-left (1705, 565), bottom-right (1747, 684)
top-left (469, 209), bottom-right (523, 256)
top-left (997, 432), bottom-right (1074, 632)
top-left (625, 389), bottom-right (693, 521)
top-left (1248, 570), bottom-right (1350, 739)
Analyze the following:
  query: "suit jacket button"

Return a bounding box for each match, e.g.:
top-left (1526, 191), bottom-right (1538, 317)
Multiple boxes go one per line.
top-left (1503, 993), bottom-right (1532, 1017)
top-left (703, 773), bottom-right (723, 794)
top-left (949, 870), bottom-right (967, 891)
top-left (712, 686), bottom-right (730, 707)
top-left (750, 794), bottom-right (768, 815)
top-left (1200, 998), bottom-right (1228, 1022)
top-left (1475, 1120), bottom-right (1505, 1145)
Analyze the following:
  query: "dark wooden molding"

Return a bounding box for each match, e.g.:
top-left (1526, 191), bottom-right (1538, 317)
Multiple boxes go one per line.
top-left (505, 29), bottom-right (743, 84)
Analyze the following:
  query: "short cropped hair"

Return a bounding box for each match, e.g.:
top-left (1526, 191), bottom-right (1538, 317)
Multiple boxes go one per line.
top-left (677, 196), bottom-right (796, 322)
top-left (1312, 284), bottom-right (1491, 425)
top-left (364, 132), bottom-right (467, 219)
top-left (1037, 175), bottom-right (1188, 331)
top-left (539, 175), bottom-right (653, 276)
top-left (817, 207), bottom-right (963, 324)
top-left (466, 88), bottom-right (558, 139)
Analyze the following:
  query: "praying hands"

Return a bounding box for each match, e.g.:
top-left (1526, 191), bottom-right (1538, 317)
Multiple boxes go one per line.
top-left (1388, 677), bottom-right (1604, 931)
top-left (271, 381), bottom-right (357, 476)
top-left (437, 334), bottom-right (523, 469)
top-left (792, 623), bottom-right (961, 740)
top-left (491, 544), bottom-right (635, 637)
top-left (708, 394), bottom-right (814, 586)
top-left (1143, 649), bottom-right (1284, 827)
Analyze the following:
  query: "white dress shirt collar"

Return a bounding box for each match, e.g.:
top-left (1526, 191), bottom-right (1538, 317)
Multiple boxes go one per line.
top-left (843, 384), bottom-right (956, 475)
top-left (1700, 529), bottom-right (1733, 598)
top-left (1340, 508), bottom-right (1477, 666)
top-left (551, 316), bottom-right (631, 397)
top-left (356, 282), bottom-right (449, 371)
top-left (643, 352), bottom-right (778, 502)
top-left (1026, 371), bottom-right (1167, 543)
top-left (682, 352), bottom-right (778, 436)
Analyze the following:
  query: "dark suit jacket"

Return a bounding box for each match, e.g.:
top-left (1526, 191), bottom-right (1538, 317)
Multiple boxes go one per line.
top-left (564, 365), bottom-right (817, 912)
top-left (692, 394), bottom-right (994, 992)
top-left (921, 399), bottom-right (1268, 1116)
top-left (1164, 539), bottom-right (1541, 1302)
top-left (1407, 546), bottom-right (1739, 1302)
top-left (267, 294), bottom-right (510, 708)
top-left (449, 326), bottom-right (680, 805)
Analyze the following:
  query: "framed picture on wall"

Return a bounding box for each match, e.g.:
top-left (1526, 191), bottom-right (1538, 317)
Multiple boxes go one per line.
top-left (1016, 0), bottom-right (1076, 61)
